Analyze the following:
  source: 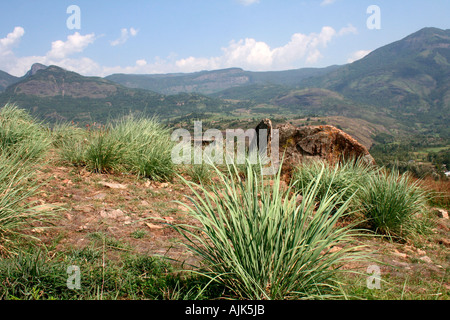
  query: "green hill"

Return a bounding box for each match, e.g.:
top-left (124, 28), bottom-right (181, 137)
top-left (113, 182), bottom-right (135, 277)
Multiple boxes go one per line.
top-left (0, 65), bottom-right (236, 124)
top-left (0, 70), bottom-right (19, 92)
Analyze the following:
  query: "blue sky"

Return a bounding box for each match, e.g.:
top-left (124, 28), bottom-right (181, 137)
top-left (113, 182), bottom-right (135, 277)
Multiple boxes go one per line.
top-left (1, 0), bottom-right (449, 77)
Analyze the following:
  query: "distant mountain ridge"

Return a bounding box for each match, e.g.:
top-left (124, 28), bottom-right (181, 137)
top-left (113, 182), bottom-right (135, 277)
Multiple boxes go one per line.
top-left (105, 65), bottom-right (341, 95)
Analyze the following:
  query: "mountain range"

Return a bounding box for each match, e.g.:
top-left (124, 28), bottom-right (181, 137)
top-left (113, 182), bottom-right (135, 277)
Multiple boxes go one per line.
top-left (0, 27), bottom-right (448, 143)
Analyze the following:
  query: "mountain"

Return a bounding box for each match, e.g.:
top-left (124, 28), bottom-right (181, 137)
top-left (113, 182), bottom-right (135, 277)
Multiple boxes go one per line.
top-left (300, 28), bottom-right (450, 120)
top-left (0, 70), bottom-right (19, 92)
top-left (209, 27), bottom-right (450, 137)
top-left (105, 65), bottom-right (340, 95)
top-left (23, 63), bottom-right (48, 78)
top-left (1, 27), bottom-right (449, 140)
top-left (0, 65), bottom-right (235, 124)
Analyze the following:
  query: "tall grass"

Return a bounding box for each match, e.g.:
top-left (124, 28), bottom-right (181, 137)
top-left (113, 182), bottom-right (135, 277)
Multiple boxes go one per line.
top-left (175, 161), bottom-right (366, 300)
top-left (0, 103), bottom-right (51, 161)
top-left (357, 169), bottom-right (429, 239)
top-left (292, 157), bottom-right (375, 206)
top-left (111, 116), bottom-right (175, 181)
top-left (56, 115), bottom-right (175, 181)
top-left (0, 104), bottom-right (54, 255)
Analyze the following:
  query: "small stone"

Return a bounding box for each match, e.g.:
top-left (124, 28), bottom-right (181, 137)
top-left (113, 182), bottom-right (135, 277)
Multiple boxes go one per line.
top-left (146, 223), bottom-right (163, 230)
top-left (163, 216), bottom-right (175, 224)
top-left (99, 181), bottom-right (127, 190)
top-left (100, 209), bottom-right (125, 219)
top-left (434, 208), bottom-right (449, 220)
top-left (417, 248), bottom-right (426, 256)
top-left (392, 250), bottom-right (407, 259)
top-left (92, 193), bottom-right (107, 200)
top-left (419, 256), bottom-right (433, 264)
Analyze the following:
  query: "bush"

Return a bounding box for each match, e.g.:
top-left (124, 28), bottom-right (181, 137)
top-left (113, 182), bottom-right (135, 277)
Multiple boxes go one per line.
top-left (292, 157), bottom-right (375, 207)
top-left (357, 169), bottom-right (429, 239)
top-left (175, 161), bottom-right (366, 300)
top-left (0, 104), bottom-right (54, 255)
top-left (111, 116), bottom-right (175, 181)
top-left (0, 103), bottom-right (51, 162)
top-left (56, 115), bottom-right (175, 181)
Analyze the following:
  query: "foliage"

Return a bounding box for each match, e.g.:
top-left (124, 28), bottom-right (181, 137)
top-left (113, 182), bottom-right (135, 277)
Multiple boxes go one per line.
top-left (56, 115), bottom-right (176, 181)
top-left (292, 157), bottom-right (375, 210)
top-left (357, 169), bottom-right (429, 239)
top-left (175, 161), bottom-right (366, 300)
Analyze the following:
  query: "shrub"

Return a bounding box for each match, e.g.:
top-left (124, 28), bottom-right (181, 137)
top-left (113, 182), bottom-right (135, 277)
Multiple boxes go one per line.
top-left (84, 129), bottom-right (126, 173)
top-left (357, 169), bottom-right (429, 239)
top-left (53, 123), bottom-right (89, 166)
top-left (292, 157), bottom-right (375, 207)
top-left (0, 103), bottom-right (51, 162)
top-left (175, 161), bottom-right (366, 300)
top-left (111, 116), bottom-right (175, 181)
top-left (56, 115), bottom-right (175, 181)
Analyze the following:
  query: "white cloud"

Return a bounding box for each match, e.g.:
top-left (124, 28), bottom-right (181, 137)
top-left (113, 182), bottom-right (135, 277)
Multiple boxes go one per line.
top-left (338, 24), bottom-right (358, 36)
top-left (0, 27), bottom-right (99, 76)
top-left (347, 50), bottom-right (372, 63)
top-left (321, 0), bottom-right (336, 6)
top-left (0, 26), bottom-right (25, 54)
top-left (47, 32), bottom-right (96, 59)
top-left (236, 0), bottom-right (260, 6)
top-left (172, 25), bottom-right (350, 72)
top-left (110, 28), bottom-right (139, 46)
top-left (0, 24), bottom-right (359, 77)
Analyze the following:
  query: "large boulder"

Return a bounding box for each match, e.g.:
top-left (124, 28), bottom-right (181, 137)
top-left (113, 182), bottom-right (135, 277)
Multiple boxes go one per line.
top-left (255, 119), bottom-right (375, 173)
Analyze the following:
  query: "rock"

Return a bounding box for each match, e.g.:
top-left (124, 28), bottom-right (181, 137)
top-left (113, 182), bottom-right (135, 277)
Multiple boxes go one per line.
top-left (146, 223), bottom-right (163, 230)
top-left (99, 181), bottom-right (127, 190)
top-left (91, 193), bottom-right (107, 200)
top-left (433, 208), bottom-right (449, 219)
top-left (417, 248), bottom-right (427, 256)
top-left (100, 209), bottom-right (125, 219)
top-left (392, 250), bottom-right (408, 259)
top-left (255, 119), bottom-right (375, 174)
top-left (419, 256), bottom-right (433, 264)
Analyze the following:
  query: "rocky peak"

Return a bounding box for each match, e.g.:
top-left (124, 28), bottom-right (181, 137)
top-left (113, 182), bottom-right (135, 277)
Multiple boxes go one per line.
top-left (24, 63), bottom-right (48, 78)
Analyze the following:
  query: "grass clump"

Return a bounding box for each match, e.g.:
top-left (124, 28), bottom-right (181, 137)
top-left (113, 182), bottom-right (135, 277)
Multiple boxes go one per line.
top-left (0, 104), bottom-right (54, 255)
top-left (357, 169), bottom-right (429, 239)
top-left (0, 248), bottom-right (224, 300)
top-left (110, 116), bottom-right (175, 181)
top-left (175, 161), bottom-right (367, 300)
top-left (0, 103), bottom-right (51, 161)
top-left (292, 157), bottom-right (374, 206)
top-left (56, 115), bottom-right (175, 181)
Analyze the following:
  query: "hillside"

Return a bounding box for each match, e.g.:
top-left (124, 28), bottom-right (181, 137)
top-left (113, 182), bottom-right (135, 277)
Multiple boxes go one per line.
top-left (298, 27), bottom-right (450, 135)
top-left (0, 70), bottom-right (19, 92)
top-left (0, 64), bottom-right (238, 124)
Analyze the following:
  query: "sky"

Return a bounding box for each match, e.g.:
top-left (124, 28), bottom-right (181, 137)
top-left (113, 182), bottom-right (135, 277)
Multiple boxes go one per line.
top-left (1, 0), bottom-right (449, 77)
